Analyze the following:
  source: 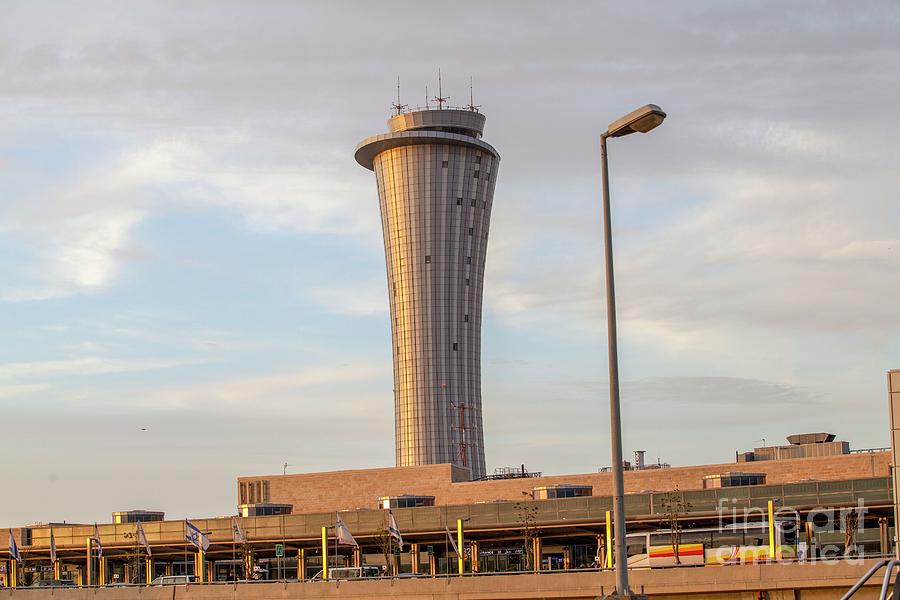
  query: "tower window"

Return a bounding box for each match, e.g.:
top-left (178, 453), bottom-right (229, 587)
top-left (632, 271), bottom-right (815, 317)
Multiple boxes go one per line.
top-left (456, 198), bottom-right (462, 206)
top-left (442, 160), bottom-right (449, 168)
top-left (465, 278), bottom-right (470, 286)
top-left (464, 314), bottom-right (470, 322)
top-left (452, 342), bottom-right (458, 351)
top-left (425, 256), bottom-right (431, 264)
top-left (466, 256), bottom-right (472, 264)
top-left (475, 156), bottom-right (482, 164)
top-left (468, 228), bottom-right (474, 235)
top-left (470, 199), bottom-right (476, 207)
top-left (473, 171), bottom-right (479, 179)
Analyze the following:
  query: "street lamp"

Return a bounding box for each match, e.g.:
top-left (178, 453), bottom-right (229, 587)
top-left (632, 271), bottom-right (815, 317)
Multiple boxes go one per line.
top-left (599, 103), bottom-right (666, 599)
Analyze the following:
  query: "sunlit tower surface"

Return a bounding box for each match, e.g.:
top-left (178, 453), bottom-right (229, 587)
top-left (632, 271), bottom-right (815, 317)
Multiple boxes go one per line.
top-left (355, 94), bottom-right (499, 479)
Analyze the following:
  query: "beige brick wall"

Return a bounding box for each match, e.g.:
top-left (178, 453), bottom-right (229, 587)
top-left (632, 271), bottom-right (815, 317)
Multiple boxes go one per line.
top-left (237, 452), bottom-right (890, 514)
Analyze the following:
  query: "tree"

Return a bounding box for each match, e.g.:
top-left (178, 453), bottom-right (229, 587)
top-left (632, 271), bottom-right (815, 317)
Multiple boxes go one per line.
top-left (239, 540), bottom-right (256, 579)
top-left (513, 492), bottom-right (540, 571)
top-left (375, 527), bottom-right (395, 576)
top-left (843, 509), bottom-right (860, 557)
top-left (122, 531), bottom-right (144, 584)
top-left (659, 488), bottom-right (692, 565)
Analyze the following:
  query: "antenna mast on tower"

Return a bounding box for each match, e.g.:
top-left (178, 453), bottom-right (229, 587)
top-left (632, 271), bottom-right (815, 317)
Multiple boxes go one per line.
top-left (466, 76), bottom-right (481, 112)
top-left (391, 76), bottom-right (407, 116)
top-left (432, 69), bottom-right (449, 109)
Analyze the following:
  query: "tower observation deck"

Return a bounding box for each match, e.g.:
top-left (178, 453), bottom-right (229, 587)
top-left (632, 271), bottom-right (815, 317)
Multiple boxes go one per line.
top-left (356, 108), bottom-right (500, 479)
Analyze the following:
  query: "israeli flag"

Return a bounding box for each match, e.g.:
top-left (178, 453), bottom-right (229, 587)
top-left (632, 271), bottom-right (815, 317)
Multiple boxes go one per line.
top-left (388, 511), bottom-right (404, 551)
top-left (445, 526), bottom-right (460, 558)
top-left (231, 518), bottom-right (246, 544)
top-left (335, 514), bottom-right (358, 547)
top-left (50, 528), bottom-right (57, 563)
top-left (136, 523), bottom-right (152, 557)
top-left (185, 520), bottom-right (210, 552)
top-left (92, 523), bottom-right (103, 558)
top-left (8, 530), bottom-right (21, 561)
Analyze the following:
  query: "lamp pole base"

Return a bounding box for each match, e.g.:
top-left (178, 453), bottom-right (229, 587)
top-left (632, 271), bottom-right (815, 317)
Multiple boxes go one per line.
top-left (601, 594), bottom-right (647, 600)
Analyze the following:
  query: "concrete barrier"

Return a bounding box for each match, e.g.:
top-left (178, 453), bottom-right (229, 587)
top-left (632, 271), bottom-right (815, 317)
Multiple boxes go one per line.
top-left (1, 562), bottom-right (885, 599)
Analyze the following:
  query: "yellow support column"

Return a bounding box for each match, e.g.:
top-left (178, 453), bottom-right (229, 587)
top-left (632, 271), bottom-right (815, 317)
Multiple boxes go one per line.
top-left (298, 548), bottom-right (306, 581)
top-left (10, 559), bottom-right (17, 588)
top-left (767, 500), bottom-right (776, 561)
top-left (145, 557), bottom-right (152, 585)
top-left (563, 546), bottom-right (571, 571)
top-left (353, 546), bottom-right (361, 568)
top-left (429, 551), bottom-right (436, 577)
top-left (99, 556), bottom-right (107, 586)
top-left (532, 537), bottom-right (542, 572)
top-left (196, 549), bottom-right (204, 582)
top-left (470, 541), bottom-right (479, 573)
top-left (54, 558), bottom-right (61, 580)
top-left (85, 538), bottom-right (92, 586)
top-left (456, 519), bottom-right (464, 575)
top-left (410, 543), bottom-right (419, 574)
top-left (321, 527), bottom-right (328, 581)
top-left (605, 510), bottom-right (613, 569)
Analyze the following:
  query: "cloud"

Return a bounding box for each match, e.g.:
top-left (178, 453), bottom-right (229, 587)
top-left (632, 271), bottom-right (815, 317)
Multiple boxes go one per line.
top-left (140, 362), bottom-right (385, 413)
top-left (0, 356), bottom-right (197, 381)
top-left (0, 383), bottom-right (51, 400)
top-left (1, 135), bottom-right (378, 302)
top-left (306, 281), bottom-right (388, 316)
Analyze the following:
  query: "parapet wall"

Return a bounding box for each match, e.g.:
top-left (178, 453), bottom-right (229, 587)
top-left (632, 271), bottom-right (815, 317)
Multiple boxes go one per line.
top-left (0, 561), bottom-right (882, 599)
top-left (239, 452), bottom-right (890, 514)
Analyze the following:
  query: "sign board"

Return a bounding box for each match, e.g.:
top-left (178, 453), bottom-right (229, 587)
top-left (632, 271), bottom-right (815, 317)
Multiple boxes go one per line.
top-left (275, 543), bottom-right (284, 558)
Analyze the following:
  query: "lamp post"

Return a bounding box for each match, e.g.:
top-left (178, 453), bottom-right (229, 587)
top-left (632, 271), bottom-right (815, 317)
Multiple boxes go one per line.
top-left (599, 104), bottom-right (666, 598)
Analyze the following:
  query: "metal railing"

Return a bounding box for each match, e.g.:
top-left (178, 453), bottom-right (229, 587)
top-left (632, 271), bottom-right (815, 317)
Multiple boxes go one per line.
top-left (840, 558), bottom-right (900, 599)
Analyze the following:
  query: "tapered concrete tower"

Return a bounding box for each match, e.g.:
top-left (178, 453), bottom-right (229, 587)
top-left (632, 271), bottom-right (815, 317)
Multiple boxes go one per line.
top-left (356, 107), bottom-right (499, 479)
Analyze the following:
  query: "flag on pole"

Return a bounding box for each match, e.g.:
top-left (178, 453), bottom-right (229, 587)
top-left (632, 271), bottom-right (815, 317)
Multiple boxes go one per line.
top-left (231, 518), bottom-right (246, 545)
top-left (8, 530), bottom-right (21, 561)
top-left (92, 523), bottom-right (103, 558)
top-left (388, 511), bottom-right (404, 551)
top-left (445, 526), bottom-right (460, 558)
top-left (136, 523), bottom-right (152, 557)
top-left (185, 520), bottom-right (210, 552)
top-left (50, 528), bottom-right (57, 563)
top-left (335, 514), bottom-right (358, 547)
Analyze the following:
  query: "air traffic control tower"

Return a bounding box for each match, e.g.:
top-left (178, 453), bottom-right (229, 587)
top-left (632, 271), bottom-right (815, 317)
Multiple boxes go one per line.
top-left (356, 106), bottom-right (500, 479)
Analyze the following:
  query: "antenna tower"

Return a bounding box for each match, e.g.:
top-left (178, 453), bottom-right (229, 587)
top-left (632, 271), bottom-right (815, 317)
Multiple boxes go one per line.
top-left (391, 76), bottom-right (408, 116)
top-left (466, 76), bottom-right (481, 112)
top-left (432, 69), bottom-right (449, 109)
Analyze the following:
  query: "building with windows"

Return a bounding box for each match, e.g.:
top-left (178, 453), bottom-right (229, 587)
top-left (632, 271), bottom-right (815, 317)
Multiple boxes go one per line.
top-left (111, 510), bottom-right (164, 524)
top-left (355, 107), bottom-right (500, 479)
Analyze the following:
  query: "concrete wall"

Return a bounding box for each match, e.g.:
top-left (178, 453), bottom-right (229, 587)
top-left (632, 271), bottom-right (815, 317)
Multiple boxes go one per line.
top-left (239, 452), bottom-right (890, 514)
top-left (1, 561), bottom-right (883, 599)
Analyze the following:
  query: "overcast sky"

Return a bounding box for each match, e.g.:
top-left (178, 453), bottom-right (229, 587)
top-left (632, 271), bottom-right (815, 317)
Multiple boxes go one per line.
top-left (1, 1), bottom-right (899, 527)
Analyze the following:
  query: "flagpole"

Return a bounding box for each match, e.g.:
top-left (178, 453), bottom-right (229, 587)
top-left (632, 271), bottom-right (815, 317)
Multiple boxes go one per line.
top-left (444, 506), bottom-right (448, 576)
top-left (183, 521), bottom-right (188, 580)
top-left (231, 519), bottom-right (236, 582)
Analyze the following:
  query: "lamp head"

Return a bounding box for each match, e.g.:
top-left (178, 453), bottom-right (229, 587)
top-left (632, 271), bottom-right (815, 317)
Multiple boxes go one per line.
top-left (606, 104), bottom-right (666, 138)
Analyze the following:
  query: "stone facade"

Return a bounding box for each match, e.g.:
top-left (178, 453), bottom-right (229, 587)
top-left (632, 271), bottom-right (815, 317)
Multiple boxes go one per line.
top-left (238, 451), bottom-right (890, 514)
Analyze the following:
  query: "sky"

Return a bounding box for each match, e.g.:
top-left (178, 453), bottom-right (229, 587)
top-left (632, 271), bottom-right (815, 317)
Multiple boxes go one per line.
top-left (1, 1), bottom-right (899, 527)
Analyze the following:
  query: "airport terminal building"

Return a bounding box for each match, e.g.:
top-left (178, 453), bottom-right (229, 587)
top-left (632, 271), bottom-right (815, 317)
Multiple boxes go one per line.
top-left (2, 433), bottom-right (894, 586)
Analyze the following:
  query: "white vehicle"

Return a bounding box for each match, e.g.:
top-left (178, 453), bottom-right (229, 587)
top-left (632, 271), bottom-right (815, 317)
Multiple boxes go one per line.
top-left (150, 575), bottom-right (198, 586)
top-left (308, 566), bottom-right (380, 581)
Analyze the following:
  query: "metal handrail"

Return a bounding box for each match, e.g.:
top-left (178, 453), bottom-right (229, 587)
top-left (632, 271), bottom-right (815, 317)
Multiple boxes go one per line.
top-left (840, 559), bottom-right (900, 600)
